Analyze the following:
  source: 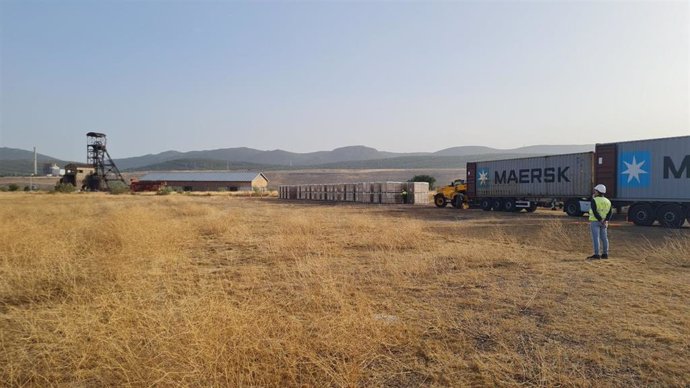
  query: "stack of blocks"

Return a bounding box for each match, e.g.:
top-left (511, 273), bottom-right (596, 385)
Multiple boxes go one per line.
top-left (278, 181), bottom-right (430, 205)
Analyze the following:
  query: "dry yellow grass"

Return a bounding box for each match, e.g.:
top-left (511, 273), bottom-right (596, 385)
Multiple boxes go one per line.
top-left (1, 192), bottom-right (688, 387)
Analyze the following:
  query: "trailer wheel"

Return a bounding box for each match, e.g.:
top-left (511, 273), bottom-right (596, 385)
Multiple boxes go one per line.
top-left (657, 204), bottom-right (685, 228)
top-left (526, 202), bottom-right (538, 212)
top-left (434, 194), bottom-right (447, 208)
top-left (686, 205), bottom-right (690, 226)
top-left (480, 198), bottom-right (492, 211)
top-left (503, 198), bottom-right (517, 212)
top-left (491, 198), bottom-right (503, 211)
top-left (565, 200), bottom-right (581, 217)
top-left (629, 203), bottom-right (655, 226)
top-left (451, 194), bottom-right (464, 209)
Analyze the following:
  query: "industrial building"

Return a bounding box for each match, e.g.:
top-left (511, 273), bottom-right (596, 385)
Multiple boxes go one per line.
top-left (60, 163), bottom-right (96, 189)
top-left (132, 171), bottom-right (269, 192)
top-left (59, 132), bottom-right (127, 191)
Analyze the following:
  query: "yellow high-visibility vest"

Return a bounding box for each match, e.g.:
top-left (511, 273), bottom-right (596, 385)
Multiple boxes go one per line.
top-left (589, 196), bottom-right (612, 221)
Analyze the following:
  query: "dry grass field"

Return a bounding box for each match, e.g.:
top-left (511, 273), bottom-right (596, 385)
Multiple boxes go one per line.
top-left (1, 192), bottom-right (688, 387)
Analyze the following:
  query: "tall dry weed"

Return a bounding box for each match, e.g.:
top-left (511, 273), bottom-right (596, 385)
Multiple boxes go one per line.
top-left (1, 193), bottom-right (688, 386)
top-left (535, 219), bottom-right (590, 253)
top-left (620, 232), bottom-right (690, 267)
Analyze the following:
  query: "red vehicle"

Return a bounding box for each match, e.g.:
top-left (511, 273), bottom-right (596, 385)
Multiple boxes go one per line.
top-left (130, 178), bottom-right (166, 192)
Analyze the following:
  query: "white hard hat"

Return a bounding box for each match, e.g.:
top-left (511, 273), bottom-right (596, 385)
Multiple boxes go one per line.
top-left (594, 184), bottom-right (607, 194)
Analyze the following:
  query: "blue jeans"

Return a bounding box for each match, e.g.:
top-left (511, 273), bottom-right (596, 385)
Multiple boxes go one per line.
top-left (590, 221), bottom-right (609, 255)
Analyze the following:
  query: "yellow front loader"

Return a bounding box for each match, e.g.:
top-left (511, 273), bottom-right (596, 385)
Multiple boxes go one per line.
top-left (434, 179), bottom-right (467, 208)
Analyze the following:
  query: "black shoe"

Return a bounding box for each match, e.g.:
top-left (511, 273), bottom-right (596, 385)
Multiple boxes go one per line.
top-left (586, 255), bottom-right (601, 260)
top-left (601, 254), bottom-right (608, 259)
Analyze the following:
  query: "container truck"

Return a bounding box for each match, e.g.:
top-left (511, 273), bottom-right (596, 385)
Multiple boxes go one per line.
top-left (466, 152), bottom-right (594, 215)
top-left (594, 135), bottom-right (690, 228)
top-left (464, 135), bottom-right (690, 227)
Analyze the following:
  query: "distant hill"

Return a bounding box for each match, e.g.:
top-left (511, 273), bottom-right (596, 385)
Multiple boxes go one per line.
top-left (115, 144), bottom-right (592, 170)
top-left (309, 153), bottom-right (544, 169)
top-left (0, 147), bottom-right (67, 176)
top-left (435, 144), bottom-right (593, 156)
top-left (114, 145), bottom-right (415, 170)
top-left (1, 144), bottom-right (594, 174)
top-left (433, 146), bottom-right (498, 156)
top-left (0, 147), bottom-right (66, 162)
top-left (128, 158), bottom-right (280, 172)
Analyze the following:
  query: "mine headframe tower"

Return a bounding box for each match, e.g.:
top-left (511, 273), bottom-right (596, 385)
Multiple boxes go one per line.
top-left (86, 132), bottom-right (126, 191)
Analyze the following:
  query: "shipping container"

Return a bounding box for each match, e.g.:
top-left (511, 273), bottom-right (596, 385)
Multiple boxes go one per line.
top-left (596, 136), bottom-right (690, 202)
top-left (469, 152), bottom-right (594, 198)
top-left (595, 135), bottom-right (690, 227)
top-left (463, 136), bottom-right (688, 227)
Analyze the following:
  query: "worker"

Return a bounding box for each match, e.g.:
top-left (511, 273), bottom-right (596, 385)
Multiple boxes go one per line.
top-left (401, 189), bottom-right (408, 204)
top-left (587, 184), bottom-right (612, 260)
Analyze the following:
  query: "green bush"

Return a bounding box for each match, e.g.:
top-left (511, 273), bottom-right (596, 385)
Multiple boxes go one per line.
top-left (108, 181), bottom-right (130, 195)
top-left (410, 175), bottom-right (436, 189)
top-left (157, 186), bottom-right (174, 195)
top-left (54, 183), bottom-right (76, 193)
top-left (0, 186), bottom-right (7, 192)
top-left (8, 183), bottom-right (19, 192)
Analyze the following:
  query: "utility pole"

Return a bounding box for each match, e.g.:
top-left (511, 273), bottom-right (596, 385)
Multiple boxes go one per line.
top-left (31, 147), bottom-right (37, 191)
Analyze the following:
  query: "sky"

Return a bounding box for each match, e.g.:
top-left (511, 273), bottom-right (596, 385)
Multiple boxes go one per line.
top-left (1, 0), bottom-right (688, 162)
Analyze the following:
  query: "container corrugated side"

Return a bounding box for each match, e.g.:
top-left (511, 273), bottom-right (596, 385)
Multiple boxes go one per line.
top-left (612, 136), bottom-right (690, 202)
top-left (473, 152), bottom-right (594, 198)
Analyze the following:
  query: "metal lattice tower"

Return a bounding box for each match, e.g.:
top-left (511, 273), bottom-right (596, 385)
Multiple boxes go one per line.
top-left (86, 132), bottom-right (125, 191)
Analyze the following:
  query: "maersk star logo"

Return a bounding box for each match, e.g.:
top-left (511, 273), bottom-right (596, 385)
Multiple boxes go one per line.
top-left (619, 151), bottom-right (651, 188)
top-left (622, 156), bottom-right (647, 183)
top-left (478, 169), bottom-right (489, 185)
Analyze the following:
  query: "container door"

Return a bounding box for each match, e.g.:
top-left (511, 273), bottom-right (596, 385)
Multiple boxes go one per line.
top-left (467, 162), bottom-right (477, 197)
top-left (595, 143), bottom-right (617, 198)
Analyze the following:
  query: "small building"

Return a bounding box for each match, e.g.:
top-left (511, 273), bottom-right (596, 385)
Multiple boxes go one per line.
top-left (59, 163), bottom-right (96, 189)
top-left (133, 171), bottom-right (269, 192)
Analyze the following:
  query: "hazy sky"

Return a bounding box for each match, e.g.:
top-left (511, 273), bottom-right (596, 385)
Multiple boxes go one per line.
top-left (1, 1), bottom-right (688, 161)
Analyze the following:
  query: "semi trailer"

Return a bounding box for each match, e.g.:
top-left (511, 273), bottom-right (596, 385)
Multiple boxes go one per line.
top-left (594, 135), bottom-right (690, 228)
top-left (466, 152), bottom-right (594, 214)
top-left (464, 135), bottom-right (690, 228)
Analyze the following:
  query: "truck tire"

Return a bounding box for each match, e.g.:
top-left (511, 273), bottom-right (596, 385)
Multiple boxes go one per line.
top-left (451, 194), bottom-right (464, 209)
top-left (434, 194), bottom-right (447, 208)
top-left (629, 203), bottom-right (655, 226)
top-left (565, 200), bottom-right (581, 217)
top-left (686, 205), bottom-right (690, 226)
top-left (491, 198), bottom-right (503, 211)
top-left (657, 204), bottom-right (685, 228)
top-left (503, 198), bottom-right (517, 212)
top-left (480, 198), bottom-right (492, 211)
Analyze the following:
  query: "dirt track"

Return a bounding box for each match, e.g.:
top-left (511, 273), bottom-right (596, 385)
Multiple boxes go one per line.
top-left (264, 198), bottom-right (690, 250)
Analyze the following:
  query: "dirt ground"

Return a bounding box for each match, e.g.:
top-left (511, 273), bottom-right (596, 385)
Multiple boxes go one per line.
top-left (2, 192), bottom-right (688, 386)
top-left (265, 199), bottom-right (690, 249)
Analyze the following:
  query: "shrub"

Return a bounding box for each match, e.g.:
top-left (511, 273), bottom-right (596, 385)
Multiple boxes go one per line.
top-left (108, 181), bottom-right (130, 195)
top-left (0, 186), bottom-right (7, 192)
top-left (54, 183), bottom-right (76, 193)
top-left (410, 175), bottom-right (436, 189)
top-left (8, 183), bottom-right (19, 192)
top-left (157, 186), bottom-right (174, 195)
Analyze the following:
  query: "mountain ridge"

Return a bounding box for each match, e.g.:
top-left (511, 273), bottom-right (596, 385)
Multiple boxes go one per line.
top-left (1, 144), bottom-right (594, 175)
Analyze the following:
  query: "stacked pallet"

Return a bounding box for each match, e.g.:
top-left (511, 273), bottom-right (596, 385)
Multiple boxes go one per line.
top-left (279, 182), bottom-right (429, 205)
